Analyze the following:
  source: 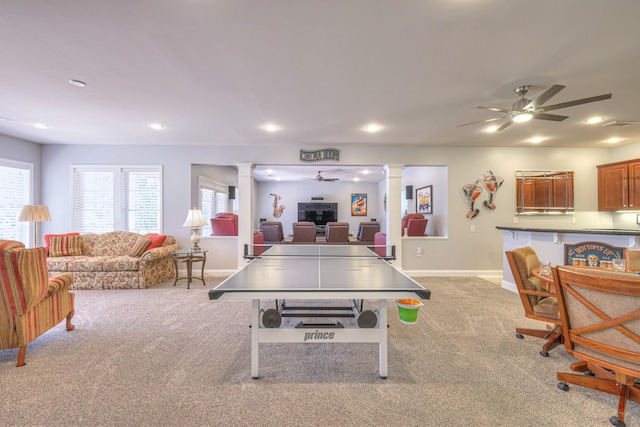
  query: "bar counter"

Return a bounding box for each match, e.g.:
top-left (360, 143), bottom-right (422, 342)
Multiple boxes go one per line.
top-left (497, 226), bottom-right (640, 292)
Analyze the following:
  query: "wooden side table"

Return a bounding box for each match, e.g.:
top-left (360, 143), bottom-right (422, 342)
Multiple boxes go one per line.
top-left (171, 249), bottom-right (208, 289)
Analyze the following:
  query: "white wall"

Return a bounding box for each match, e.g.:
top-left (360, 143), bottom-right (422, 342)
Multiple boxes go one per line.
top-left (255, 180), bottom-right (379, 236)
top-left (4, 140), bottom-right (632, 275)
top-left (401, 166), bottom-right (448, 237)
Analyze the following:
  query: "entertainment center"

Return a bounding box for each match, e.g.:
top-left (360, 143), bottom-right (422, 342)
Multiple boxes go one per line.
top-left (297, 202), bottom-right (338, 235)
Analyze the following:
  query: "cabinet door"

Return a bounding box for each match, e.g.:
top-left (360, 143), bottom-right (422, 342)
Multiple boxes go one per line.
top-left (598, 164), bottom-right (628, 210)
top-left (553, 172), bottom-right (574, 210)
top-left (629, 162), bottom-right (640, 209)
top-left (535, 179), bottom-right (553, 209)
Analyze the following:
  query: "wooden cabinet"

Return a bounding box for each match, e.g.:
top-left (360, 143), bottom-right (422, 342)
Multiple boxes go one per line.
top-left (516, 171), bottom-right (573, 214)
top-left (597, 159), bottom-right (640, 210)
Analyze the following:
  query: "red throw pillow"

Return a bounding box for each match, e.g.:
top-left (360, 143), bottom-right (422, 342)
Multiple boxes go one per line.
top-left (147, 234), bottom-right (167, 250)
top-left (44, 233), bottom-right (80, 254)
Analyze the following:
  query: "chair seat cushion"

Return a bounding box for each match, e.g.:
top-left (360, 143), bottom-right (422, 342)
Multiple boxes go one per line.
top-left (533, 296), bottom-right (559, 319)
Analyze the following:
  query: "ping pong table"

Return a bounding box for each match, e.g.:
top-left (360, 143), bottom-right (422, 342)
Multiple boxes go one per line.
top-left (208, 244), bottom-right (430, 379)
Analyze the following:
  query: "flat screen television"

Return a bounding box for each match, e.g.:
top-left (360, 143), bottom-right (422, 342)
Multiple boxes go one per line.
top-left (298, 202), bottom-right (338, 226)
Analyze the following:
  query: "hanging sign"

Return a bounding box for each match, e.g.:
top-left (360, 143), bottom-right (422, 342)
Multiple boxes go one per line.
top-left (300, 148), bottom-right (340, 163)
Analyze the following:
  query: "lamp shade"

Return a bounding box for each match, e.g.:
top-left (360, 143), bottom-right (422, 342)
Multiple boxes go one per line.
top-left (18, 205), bottom-right (52, 222)
top-left (182, 208), bottom-right (207, 228)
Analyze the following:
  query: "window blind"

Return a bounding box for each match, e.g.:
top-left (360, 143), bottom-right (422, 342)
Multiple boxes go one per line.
top-left (72, 166), bottom-right (161, 233)
top-left (0, 159), bottom-right (32, 242)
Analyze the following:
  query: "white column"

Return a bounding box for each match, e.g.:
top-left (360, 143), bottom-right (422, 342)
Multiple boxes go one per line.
top-left (384, 164), bottom-right (404, 267)
top-left (237, 163), bottom-right (255, 267)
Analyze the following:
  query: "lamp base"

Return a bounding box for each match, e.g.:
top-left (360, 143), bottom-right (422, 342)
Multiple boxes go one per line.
top-left (190, 228), bottom-right (202, 251)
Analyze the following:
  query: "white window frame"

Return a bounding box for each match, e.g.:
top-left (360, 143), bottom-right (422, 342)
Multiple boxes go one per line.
top-left (198, 176), bottom-right (230, 237)
top-left (71, 165), bottom-right (163, 234)
top-left (0, 158), bottom-right (33, 244)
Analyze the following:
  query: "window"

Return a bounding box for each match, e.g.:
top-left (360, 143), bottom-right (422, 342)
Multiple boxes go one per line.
top-left (199, 177), bottom-right (229, 236)
top-left (0, 159), bottom-right (32, 242)
top-left (72, 166), bottom-right (162, 233)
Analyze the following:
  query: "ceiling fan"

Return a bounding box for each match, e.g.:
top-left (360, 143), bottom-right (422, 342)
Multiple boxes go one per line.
top-left (302, 170), bottom-right (340, 182)
top-left (457, 84), bottom-right (612, 131)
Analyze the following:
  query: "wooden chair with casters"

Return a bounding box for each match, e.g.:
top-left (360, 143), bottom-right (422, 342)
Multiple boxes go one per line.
top-left (553, 266), bottom-right (640, 427)
top-left (0, 240), bottom-right (75, 367)
top-left (506, 247), bottom-right (562, 357)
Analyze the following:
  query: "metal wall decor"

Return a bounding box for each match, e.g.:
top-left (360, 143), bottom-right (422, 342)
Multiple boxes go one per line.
top-left (462, 170), bottom-right (504, 219)
top-left (269, 193), bottom-right (286, 218)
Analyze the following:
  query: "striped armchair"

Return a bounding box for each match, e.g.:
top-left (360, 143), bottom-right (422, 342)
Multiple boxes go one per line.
top-left (0, 240), bottom-right (75, 367)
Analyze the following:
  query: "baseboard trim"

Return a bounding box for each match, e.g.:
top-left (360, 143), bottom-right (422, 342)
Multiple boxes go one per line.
top-left (402, 269), bottom-right (503, 278)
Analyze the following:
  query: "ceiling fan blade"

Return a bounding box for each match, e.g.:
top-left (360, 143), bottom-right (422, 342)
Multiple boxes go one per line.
top-left (472, 106), bottom-right (512, 113)
top-left (524, 84), bottom-right (566, 110)
top-left (456, 117), bottom-right (505, 127)
top-left (532, 112), bottom-right (569, 121)
top-left (496, 119), bottom-right (513, 131)
top-left (323, 178), bottom-right (339, 182)
top-left (538, 93), bottom-right (612, 112)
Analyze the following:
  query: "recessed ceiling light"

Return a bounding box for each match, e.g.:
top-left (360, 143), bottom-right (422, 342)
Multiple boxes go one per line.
top-left (605, 137), bottom-right (622, 143)
top-left (513, 113), bottom-right (533, 123)
top-left (33, 123), bottom-right (50, 129)
top-left (586, 117), bottom-right (604, 124)
top-left (485, 126), bottom-right (499, 133)
top-left (363, 123), bottom-right (382, 133)
top-left (353, 177), bottom-right (361, 182)
top-left (149, 123), bottom-right (165, 130)
top-left (361, 169), bottom-right (371, 175)
top-left (529, 137), bottom-right (545, 143)
top-left (68, 79), bottom-right (87, 88)
top-left (262, 123), bottom-right (280, 132)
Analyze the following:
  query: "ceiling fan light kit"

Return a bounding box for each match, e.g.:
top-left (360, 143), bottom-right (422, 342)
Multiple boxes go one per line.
top-left (458, 84), bottom-right (613, 131)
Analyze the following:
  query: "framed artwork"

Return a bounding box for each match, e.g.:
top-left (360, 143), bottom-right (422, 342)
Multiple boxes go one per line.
top-left (351, 193), bottom-right (367, 216)
top-left (416, 185), bottom-right (432, 214)
top-left (564, 241), bottom-right (626, 269)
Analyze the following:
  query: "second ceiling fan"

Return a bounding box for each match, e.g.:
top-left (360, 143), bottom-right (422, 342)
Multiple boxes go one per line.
top-left (302, 170), bottom-right (340, 182)
top-left (457, 84), bottom-right (612, 131)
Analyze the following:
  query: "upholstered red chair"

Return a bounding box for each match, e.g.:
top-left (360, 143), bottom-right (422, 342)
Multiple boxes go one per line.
top-left (0, 240), bottom-right (75, 367)
top-left (349, 221), bottom-right (381, 245)
top-left (210, 212), bottom-right (238, 236)
top-left (284, 222), bottom-right (317, 244)
top-left (401, 214), bottom-right (424, 236)
top-left (374, 232), bottom-right (387, 257)
top-left (253, 231), bottom-right (265, 256)
top-left (406, 218), bottom-right (428, 236)
top-left (260, 221), bottom-right (285, 244)
top-left (317, 222), bottom-right (350, 245)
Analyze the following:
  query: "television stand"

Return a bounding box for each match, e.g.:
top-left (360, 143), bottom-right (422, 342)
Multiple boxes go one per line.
top-left (315, 225), bottom-right (326, 236)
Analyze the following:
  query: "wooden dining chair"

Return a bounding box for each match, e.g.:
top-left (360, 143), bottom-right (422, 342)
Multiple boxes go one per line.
top-left (506, 247), bottom-right (562, 357)
top-left (553, 266), bottom-right (640, 427)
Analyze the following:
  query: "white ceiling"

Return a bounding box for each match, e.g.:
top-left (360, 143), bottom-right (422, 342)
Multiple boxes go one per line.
top-left (1, 0), bottom-right (640, 155)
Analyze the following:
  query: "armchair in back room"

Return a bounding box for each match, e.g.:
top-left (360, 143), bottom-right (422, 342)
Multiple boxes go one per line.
top-left (210, 212), bottom-right (238, 236)
top-left (284, 221), bottom-right (317, 244)
top-left (349, 221), bottom-right (381, 245)
top-left (260, 221), bottom-right (285, 244)
top-left (317, 222), bottom-right (350, 245)
top-left (401, 213), bottom-right (424, 236)
top-left (406, 218), bottom-right (428, 236)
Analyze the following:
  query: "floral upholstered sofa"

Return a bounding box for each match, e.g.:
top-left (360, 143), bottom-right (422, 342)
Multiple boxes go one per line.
top-left (46, 231), bottom-right (179, 290)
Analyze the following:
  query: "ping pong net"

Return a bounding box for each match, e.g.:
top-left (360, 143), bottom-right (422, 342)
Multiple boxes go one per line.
top-left (243, 243), bottom-right (395, 260)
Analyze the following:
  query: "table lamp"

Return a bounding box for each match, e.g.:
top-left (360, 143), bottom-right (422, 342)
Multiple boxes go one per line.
top-left (18, 204), bottom-right (52, 248)
top-left (183, 207), bottom-right (207, 250)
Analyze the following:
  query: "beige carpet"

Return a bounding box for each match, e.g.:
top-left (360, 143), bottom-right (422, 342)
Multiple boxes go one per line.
top-left (1, 275), bottom-right (638, 426)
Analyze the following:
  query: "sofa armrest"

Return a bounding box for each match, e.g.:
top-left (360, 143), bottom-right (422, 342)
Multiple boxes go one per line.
top-left (47, 273), bottom-right (74, 297)
top-left (140, 244), bottom-right (180, 264)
